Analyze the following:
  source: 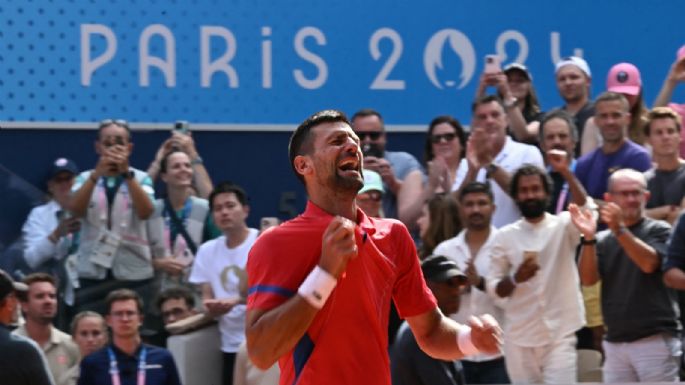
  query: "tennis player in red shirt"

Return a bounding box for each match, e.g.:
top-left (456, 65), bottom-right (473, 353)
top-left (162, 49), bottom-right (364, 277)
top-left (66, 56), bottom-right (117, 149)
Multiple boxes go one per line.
top-left (246, 110), bottom-right (501, 385)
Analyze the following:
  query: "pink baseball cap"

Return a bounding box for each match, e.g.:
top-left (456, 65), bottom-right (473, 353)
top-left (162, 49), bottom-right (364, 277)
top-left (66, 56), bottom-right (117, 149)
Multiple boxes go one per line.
top-left (606, 63), bottom-right (642, 96)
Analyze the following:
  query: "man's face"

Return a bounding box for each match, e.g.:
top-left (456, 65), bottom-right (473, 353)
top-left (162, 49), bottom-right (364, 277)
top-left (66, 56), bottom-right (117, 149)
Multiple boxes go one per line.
top-left (96, 124), bottom-right (131, 154)
top-left (304, 121), bottom-right (363, 195)
top-left (106, 299), bottom-right (142, 339)
top-left (160, 298), bottom-right (194, 325)
top-left (211, 192), bottom-right (249, 233)
top-left (460, 192), bottom-right (495, 231)
top-left (555, 65), bottom-right (590, 104)
top-left (352, 115), bottom-right (386, 153)
top-left (540, 118), bottom-right (575, 157)
top-left (472, 101), bottom-right (508, 153)
top-left (47, 171), bottom-right (76, 203)
top-left (21, 281), bottom-right (57, 325)
top-left (356, 190), bottom-right (383, 218)
top-left (647, 117), bottom-right (682, 157)
top-left (606, 176), bottom-right (649, 222)
top-left (515, 174), bottom-right (549, 219)
top-left (427, 278), bottom-right (463, 316)
top-left (595, 100), bottom-right (630, 144)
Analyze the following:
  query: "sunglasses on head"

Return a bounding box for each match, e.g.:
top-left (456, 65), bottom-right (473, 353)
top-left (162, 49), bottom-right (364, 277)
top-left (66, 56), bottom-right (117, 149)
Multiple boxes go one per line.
top-left (430, 133), bottom-right (457, 144)
top-left (98, 119), bottom-right (129, 130)
top-left (356, 131), bottom-right (383, 141)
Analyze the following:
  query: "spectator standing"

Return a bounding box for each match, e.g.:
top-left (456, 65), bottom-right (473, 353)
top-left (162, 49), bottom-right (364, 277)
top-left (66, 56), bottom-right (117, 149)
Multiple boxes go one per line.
top-left (416, 194), bottom-right (461, 259)
top-left (553, 56), bottom-right (594, 155)
top-left (654, 44), bottom-right (685, 158)
top-left (576, 169), bottom-right (681, 382)
top-left (13, 273), bottom-right (79, 385)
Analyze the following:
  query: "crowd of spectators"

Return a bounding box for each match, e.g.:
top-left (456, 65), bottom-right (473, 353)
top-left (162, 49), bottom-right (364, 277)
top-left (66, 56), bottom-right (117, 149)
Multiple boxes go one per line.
top-left (5, 44), bottom-right (685, 385)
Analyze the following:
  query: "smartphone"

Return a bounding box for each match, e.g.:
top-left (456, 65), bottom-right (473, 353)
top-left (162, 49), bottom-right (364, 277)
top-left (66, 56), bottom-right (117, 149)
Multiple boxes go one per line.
top-left (362, 143), bottom-right (383, 158)
top-left (174, 120), bottom-right (189, 135)
top-left (260, 217), bottom-right (280, 232)
top-left (484, 54), bottom-right (501, 74)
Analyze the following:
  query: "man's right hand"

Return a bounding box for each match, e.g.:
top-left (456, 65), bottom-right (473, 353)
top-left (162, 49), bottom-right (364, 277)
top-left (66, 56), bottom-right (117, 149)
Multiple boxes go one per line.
top-left (319, 217), bottom-right (358, 279)
top-left (513, 258), bottom-right (539, 284)
top-left (50, 217), bottom-right (81, 242)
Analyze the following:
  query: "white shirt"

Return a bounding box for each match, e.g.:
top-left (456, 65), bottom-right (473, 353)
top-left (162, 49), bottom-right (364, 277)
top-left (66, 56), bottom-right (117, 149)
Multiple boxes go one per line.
top-left (22, 200), bottom-right (71, 269)
top-left (453, 136), bottom-right (544, 228)
top-left (189, 229), bottom-right (258, 353)
top-left (486, 211), bottom-right (586, 347)
top-left (433, 226), bottom-right (506, 362)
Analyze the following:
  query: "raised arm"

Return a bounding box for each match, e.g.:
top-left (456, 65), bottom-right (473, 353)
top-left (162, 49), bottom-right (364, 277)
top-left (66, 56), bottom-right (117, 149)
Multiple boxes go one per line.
top-left (570, 203), bottom-right (600, 285)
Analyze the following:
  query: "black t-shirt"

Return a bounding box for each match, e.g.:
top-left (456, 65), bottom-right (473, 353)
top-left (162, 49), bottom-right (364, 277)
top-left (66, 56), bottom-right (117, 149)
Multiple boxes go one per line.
top-left (596, 218), bottom-right (681, 342)
top-left (645, 164), bottom-right (685, 208)
top-left (562, 102), bottom-right (595, 157)
top-left (0, 324), bottom-right (54, 385)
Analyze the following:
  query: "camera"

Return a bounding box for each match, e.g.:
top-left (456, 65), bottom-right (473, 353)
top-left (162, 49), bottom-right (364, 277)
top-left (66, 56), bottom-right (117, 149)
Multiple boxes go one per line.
top-left (174, 121), bottom-right (189, 135)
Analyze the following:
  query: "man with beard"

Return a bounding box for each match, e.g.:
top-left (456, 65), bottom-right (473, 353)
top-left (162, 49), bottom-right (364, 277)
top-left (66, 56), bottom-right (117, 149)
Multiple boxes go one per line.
top-left (576, 169), bottom-right (681, 382)
top-left (433, 182), bottom-right (509, 384)
top-left (575, 92), bottom-right (651, 202)
top-left (13, 273), bottom-right (79, 385)
top-left (486, 164), bottom-right (593, 384)
top-left (245, 110), bottom-right (502, 385)
top-left (553, 56), bottom-right (594, 155)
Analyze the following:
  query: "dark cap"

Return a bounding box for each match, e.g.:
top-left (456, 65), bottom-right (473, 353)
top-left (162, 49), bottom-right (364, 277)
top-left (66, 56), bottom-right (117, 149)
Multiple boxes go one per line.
top-left (421, 255), bottom-right (467, 283)
top-left (503, 63), bottom-right (533, 81)
top-left (0, 269), bottom-right (28, 300)
top-left (47, 158), bottom-right (79, 181)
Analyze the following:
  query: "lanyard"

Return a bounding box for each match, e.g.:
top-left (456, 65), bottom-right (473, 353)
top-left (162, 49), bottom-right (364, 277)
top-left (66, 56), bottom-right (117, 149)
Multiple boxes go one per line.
top-left (547, 159), bottom-right (577, 214)
top-left (163, 198), bottom-right (192, 251)
top-left (96, 176), bottom-right (131, 230)
top-left (108, 346), bottom-right (147, 385)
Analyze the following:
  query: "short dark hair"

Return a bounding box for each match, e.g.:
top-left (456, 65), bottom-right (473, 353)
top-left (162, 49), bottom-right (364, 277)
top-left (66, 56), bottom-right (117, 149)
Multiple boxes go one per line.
top-left (97, 119), bottom-right (131, 140)
top-left (209, 181), bottom-right (249, 209)
top-left (471, 94), bottom-right (505, 114)
top-left (458, 182), bottom-right (494, 203)
top-left (509, 164), bottom-right (553, 199)
top-left (423, 115), bottom-right (467, 164)
top-left (595, 91), bottom-right (629, 112)
top-left (156, 287), bottom-right (195, 311)
top-left (105, 289), bottom-right (144, 315)
top-left (18, 273), bottom-right (56, 302)
top-left (350, 108), bottom-right (384, 128)
top-left (288, 110), bottom-right (351, 185)
top-left (159, 149), bottom-right (187, 175)
top-left (538, 109), bottom-right (579, 144)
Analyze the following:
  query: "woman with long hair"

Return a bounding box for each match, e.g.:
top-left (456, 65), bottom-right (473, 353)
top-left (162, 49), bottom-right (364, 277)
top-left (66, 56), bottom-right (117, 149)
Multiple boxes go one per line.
top-left (416, 194), bottom-right (462, 259)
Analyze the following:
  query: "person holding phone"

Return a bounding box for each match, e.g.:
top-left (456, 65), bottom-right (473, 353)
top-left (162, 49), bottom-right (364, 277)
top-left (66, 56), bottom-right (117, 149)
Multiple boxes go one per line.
top-left (487, 164), bottom-right (594, 384)
top-left (655, 44), bottom-right (685, 158)
top-left (476, 57), bottom-right (543, 144)
top-left (147, 122), bottom-right (214, 199)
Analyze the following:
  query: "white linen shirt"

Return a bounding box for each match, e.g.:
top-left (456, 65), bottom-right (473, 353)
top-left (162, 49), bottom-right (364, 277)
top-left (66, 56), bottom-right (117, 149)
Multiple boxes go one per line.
top-left (486, 211), bottom-right (586, 347)
top-left (22, 200), bottom-right (70, 269)
top-left (452, 136), bottom-right (544, 228)
top-left (433, 226), bottom-right (506, 362)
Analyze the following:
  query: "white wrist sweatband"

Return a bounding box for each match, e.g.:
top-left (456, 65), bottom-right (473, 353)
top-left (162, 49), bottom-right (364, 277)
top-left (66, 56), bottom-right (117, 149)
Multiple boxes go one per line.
top-left (457, 326), bottom-right (480, 356)
top-left (298, 266), bottom-right (337, 309)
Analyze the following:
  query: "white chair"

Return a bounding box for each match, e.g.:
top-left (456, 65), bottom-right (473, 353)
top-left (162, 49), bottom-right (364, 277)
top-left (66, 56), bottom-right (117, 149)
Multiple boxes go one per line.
top-left (167, 324), bottom-right (223, 385)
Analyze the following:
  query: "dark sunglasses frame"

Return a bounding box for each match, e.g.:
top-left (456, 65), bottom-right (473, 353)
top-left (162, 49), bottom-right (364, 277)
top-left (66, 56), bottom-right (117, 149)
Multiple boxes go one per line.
top-left (430, 133), bottom-right (457, 144)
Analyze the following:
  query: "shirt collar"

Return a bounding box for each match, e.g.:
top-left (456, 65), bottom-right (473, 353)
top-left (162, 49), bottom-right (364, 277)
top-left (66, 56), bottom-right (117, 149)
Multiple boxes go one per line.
top-left (303, 201), bottom-right (377, 236)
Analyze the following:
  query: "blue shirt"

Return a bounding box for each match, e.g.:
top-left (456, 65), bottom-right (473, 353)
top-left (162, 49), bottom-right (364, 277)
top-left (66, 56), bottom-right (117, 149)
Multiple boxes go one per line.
top-left (78, 343), bottom-right (181, 385)
top-left (382, 150), bottom-right (424, 219)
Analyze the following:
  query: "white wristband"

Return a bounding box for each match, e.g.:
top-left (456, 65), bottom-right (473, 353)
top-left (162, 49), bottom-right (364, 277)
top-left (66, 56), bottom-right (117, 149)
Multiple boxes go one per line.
top-left (298, 266), bottom-right (337, 309)
top-left (457, 326), bottom-right (480, 356)
top-left (510, 273), bottom-right (518, 286)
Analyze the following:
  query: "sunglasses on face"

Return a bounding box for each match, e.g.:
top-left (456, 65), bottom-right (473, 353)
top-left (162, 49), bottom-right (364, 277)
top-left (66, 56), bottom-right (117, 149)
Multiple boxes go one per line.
top-left (430, 133), bottom-right (457, 144)
top-left (356, 131), bottom-right (383, 141)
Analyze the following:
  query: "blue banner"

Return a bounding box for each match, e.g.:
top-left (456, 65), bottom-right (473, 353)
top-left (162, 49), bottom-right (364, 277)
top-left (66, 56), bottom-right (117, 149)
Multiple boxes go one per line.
top-left (1, 1), bottom-right (683, 126)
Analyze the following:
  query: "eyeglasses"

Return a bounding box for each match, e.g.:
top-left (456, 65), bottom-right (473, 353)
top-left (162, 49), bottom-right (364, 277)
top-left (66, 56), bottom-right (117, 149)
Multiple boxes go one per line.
top-left (110, 310), bottom-right (139, 319)
top-left (356, 131), bottom-right (383, 141)
top-left (162, 307), bottom-right (188, 321)
top-left (99, 119), bottom-right (129, 130)
top-left (358, 191), bottom-right (382, 202)
top-left (431, 133), bottom-right (457, 144)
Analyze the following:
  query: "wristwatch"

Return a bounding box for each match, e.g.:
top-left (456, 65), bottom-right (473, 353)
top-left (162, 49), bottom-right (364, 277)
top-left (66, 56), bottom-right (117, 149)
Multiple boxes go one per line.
top-left (580, 236), bottom-right (597, 245)
top-left (485, 163), bottom-right (498, 178)
top-left (122, 170), bottom-right (135, 180)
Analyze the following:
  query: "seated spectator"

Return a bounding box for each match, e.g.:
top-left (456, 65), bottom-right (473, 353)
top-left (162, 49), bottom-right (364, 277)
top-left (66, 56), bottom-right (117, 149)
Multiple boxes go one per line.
top-left (157, 286), bottom-right (198, 326)
top-left (553, 56), bottom-right (594, 155)
top-left (356, 169), bottom-right (384, 218)
top-left (576, 169), bottom-right (680, 382)
top-left (78, 289), bottom-right (181, 385)
top-left (645, 107), bottom-right (685, 224)
top-left (575, 92), bottom-right (652, 202)
top-left (433, 182), bottom-right (509, 384)
top-left (416, 194), bottom-right (461, 259)
top-left (390, 255), bottom-right (468, 385)
top-left (189, 182), bottom-right (258, 384)
top-left (68, 119), bottom-right (158, 321)
top-left (22, 157), bottom-right (80, 275)
top-left (352, 108), bottom-right (424, 227)
top-left (654, 44), bottom-right (685, 157)
top-left (148, 150), bottom-right (220, 296)
top-left (476, 63), bottom-right (543, 143)
top-left (581, 63), bottom-right (649, 154)
top-left (60, 311), bottom-right (108, 385)
top-left (0, 269), bottom-right (54, 385)
top-left (455, 95), bottom-right (544, 228)
top-left (147, 130), bottom-right (213, 199)
top-left (13, 273), bottom-right (79, 385)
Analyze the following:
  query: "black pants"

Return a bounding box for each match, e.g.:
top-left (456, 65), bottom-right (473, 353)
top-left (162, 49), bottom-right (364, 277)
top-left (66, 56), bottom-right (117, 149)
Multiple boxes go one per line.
top-left (461, 357), bottom-right (510, 384)
top-left (223, 352), bottom-right (237, 385)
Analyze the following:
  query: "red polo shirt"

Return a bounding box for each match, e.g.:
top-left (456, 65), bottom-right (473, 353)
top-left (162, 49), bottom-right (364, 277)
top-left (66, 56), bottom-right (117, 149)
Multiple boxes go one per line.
top-left (247, 201), bottom-right (436, 385)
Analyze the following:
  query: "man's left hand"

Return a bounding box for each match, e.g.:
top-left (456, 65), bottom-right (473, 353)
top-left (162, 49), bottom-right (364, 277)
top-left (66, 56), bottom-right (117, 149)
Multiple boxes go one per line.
top-left (468, 314), bottom-right (502, 355)
top-left (546, 149), bottom-right (570, 173)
